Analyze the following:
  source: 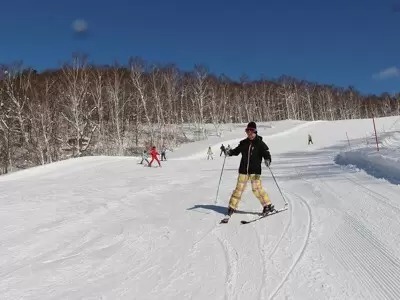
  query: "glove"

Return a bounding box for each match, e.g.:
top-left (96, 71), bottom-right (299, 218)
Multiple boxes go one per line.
top-left (265, 159), bottom-right (271, 167)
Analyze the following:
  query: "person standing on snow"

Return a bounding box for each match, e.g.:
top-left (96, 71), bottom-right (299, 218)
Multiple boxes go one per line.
top-left (148, 146), bottom-right (162, 167)
top-left (224, 121), bottom-right (274, 218)
top-left (139, 149), bottom-right (149, 165)
top-left (220, 144), bottom-right (226, 156)
top-left (207, 146), bottom-right (214, 160)
top-left (308, 134), bottom-right (313, 145)
top-left (161, 145), bottom-right (167, 161)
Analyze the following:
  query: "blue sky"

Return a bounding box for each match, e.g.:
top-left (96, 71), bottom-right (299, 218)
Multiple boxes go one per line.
top-left (1, 0), bottom-right (399, 94)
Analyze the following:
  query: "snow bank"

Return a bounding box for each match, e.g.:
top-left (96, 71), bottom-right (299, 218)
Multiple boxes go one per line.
top-left (335, 131), bottom-right (400, 185)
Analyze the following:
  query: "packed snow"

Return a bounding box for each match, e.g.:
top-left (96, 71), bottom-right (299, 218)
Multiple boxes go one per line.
top-left (1, 117), bottom-right (400, 299)
top-left (336, 131), bottom-right (400, 185)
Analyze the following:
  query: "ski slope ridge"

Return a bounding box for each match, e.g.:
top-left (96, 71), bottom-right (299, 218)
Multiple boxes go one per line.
top-left (176, 120), bottom-right (324, 160)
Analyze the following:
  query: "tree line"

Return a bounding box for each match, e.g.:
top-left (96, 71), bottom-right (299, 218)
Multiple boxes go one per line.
top-left (1, 55), bottom-right (399, 174)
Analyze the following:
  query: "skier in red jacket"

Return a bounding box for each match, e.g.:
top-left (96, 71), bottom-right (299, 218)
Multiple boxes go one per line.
top-left (148, 146), bottom-right (161, 167)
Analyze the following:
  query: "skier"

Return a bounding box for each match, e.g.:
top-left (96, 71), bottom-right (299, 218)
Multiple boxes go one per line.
top-left (226, 144), bottom-right (231, 153)
top-left (220, 144), bottom-right (226, 156)
top-left (308, 133), bottom-right (313, 145)
top-left (224, 121), bottom-right (274, 220)
top-left (139, 149), bottom-right (149, 165)
top-left (148, 146), bottom-right (161, 167)
top-left (161, 145), bottom-right (167, 161)
top-left (207, 146), bottom-right (214, 160)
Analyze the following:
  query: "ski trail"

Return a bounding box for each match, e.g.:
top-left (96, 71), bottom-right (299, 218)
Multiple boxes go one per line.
top-left (328, 214), bottom-right (400, 299)
top-left (343, 174), bottom-right (400, 213)
top-left (268, 205), bottom-right (293, 258)
top-left (269, 192), bottom-right (312, 299)
top-left (344, 215), bottom-right (400, 298)
top-left (297, 166), bottom-right (400, 299)
top-left (315, 173), bottom-right (400, 248)
top-left (210, 176), bottom-right (238, 300)
top-left (212, 229), bottom-right (239, 300)
top-left (257, 199), bottom-right (292, 299)
top-left (313, 170), bottom-right (400, 217)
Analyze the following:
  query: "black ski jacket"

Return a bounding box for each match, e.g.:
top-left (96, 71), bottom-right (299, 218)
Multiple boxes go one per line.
top-left (228, 135), bottom-right (271, 175)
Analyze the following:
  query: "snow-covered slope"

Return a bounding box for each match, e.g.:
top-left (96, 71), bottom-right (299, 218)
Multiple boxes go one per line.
top-left (1, 117), bottom-right (400, 299)
top-left (336, 131), bottom-right (400, 184)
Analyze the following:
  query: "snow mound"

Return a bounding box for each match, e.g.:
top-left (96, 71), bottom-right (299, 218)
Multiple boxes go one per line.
top-left (335, 131), bottom-right (400, 184)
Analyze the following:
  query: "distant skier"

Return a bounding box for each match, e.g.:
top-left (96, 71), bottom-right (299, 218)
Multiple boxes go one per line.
top-left (220, 144), bottom-right (226, 156)
top-left (226, 144), bottom-right (231, 153)
top-left (207, 146), bottom-right (214, 160)
top-left (148, 146), bottom-right (161, 167)
top-left (139, 149), bottom-right (149, 165)
top-left (161, 145), bottom-right (167, 161)
top-left (308, 134), bottom-right (313, 145)
top-left (223, 122), bottom-right (274, 221)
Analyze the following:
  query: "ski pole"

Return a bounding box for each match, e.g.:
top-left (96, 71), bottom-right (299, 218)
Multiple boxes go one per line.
top-left (268, 166), bottom-right (288, 206)
top-left (215, 154), bottom-right (227, 203)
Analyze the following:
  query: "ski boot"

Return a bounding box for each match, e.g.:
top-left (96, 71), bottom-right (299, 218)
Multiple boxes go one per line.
top-left (262, 204), bottom-right (275, 217)
top-left (227, 207), bottom-right (235, 216)
top-left (220, 207), bottom-right (235, 224)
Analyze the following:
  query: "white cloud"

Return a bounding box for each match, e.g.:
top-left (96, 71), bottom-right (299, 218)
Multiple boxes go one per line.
top-left (373, 66), bottom-right (400, 80)
top-left (72, 19), bottom-right (88, 33)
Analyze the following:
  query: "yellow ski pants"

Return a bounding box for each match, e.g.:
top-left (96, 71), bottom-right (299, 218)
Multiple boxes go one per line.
top-left (229, 174), bottom-right (271, 209)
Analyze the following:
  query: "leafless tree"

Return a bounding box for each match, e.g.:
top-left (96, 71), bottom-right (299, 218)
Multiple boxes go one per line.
top-left (105, 66), bottom-right (131, 155)
top-left (150, 65), bottom-right (167, 146)
top-left (162, 65), bottom-right (181, 146)
top-left (0, 82), bottom-right (12, 173)
top-left (3, 63), bottom-right (31, 147)
top-left (2, 55), bottom-right (400, 175)
top-left (129, 57), bottom-right (155, 145)
top-left (61, 55), bottom-right (97, 156)
top-left (191, 65), bottom-right (208, 136)
top-left (27, 77), bottom-right (59, 165)
top-left (90, 68), bottom-right (106, 144)
top-left (301, 82), bottom-right (316, 121)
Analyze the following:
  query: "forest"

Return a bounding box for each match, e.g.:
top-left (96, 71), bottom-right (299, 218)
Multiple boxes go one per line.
top-left (1, 55), bottom-right (399, 174)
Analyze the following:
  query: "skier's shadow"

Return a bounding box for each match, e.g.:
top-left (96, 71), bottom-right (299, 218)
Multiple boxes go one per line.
top-left (187, 204), bottom-right (260, 216)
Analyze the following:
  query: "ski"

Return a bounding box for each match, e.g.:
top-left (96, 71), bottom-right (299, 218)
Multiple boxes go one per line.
top-left (240, 206), bottom-right (288, 224)
top-left (220, 216), bottom-right (230, 224)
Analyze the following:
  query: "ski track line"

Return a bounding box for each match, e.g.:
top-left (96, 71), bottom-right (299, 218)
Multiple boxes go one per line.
top-left (268, 203), bottom-right (293, 258)
top-left (210, 175), bottom-right (239, 300)
top-left (212, 229), bottom-right (239, 300)
top-left (328, 214), bottom-right (400, 299)
top-left (305, 174), bottom-right (400, 299)
top-left (326, 235), bottom-right (386, 299)
top-left (253, 220), bottom-right (268, 300)
top-left (343, 214), bottom-right (400, 299)
top-left (256, 190), bottom-right (293, 300)
top-left (269, 192), bottom-right (312, 300)
top-left (316, 174), bottom-right (400, 235)
top-left (235, 225), bottom-right (265, 299)
top-left (200, 188), bottom-right (240, 300)
top-left (187, 187), bottom-right (243, 299)
top-left (343, 174), bottom-right (400, 213)
top-left (300, 165), bottom-right (400, 226)
top-left (312, 159), bottom-right (400, 213)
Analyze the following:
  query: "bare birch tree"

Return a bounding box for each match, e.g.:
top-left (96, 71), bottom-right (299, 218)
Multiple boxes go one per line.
top-left (129, 58), bottom-right (155, 145)
top-left (61, 55), bottom-right (97, 156)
